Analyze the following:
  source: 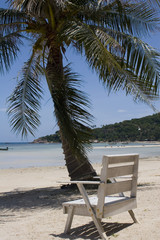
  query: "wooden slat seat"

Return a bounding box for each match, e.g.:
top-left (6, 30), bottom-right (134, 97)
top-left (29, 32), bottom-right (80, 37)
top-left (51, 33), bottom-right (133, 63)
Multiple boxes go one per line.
top-left (63, 195), bottom-right (135, 217)
top-left (62, 154), bottom-right (139, 240)
top-left (63, 195), bottom-right (128, 207)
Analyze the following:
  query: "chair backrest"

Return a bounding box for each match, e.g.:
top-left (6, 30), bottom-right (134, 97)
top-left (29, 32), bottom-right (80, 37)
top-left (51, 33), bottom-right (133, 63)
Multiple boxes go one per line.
top-left (96, 154), bottom-right (139, 218)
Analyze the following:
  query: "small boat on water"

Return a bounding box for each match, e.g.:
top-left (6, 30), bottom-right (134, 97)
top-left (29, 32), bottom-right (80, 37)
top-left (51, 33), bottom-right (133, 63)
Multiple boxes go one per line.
top-left (0, 147), bottom-right (8, 151)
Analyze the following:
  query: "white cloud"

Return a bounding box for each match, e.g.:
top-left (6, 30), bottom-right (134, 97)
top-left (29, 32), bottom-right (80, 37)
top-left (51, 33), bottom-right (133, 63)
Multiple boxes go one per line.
top-left (118, 109), bottom-right (126, 113)
top-left (0, 108), bottom-right (7, 112)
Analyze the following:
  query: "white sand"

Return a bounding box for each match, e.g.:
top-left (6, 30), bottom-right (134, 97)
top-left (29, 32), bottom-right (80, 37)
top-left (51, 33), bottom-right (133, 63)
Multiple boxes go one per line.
top-left (0, 157), bottom-right (160, 240)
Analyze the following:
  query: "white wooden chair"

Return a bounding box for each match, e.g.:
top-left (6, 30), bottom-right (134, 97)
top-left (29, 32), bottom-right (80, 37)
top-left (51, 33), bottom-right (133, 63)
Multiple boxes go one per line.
top-left (62, 154), bottom-right (139, 240)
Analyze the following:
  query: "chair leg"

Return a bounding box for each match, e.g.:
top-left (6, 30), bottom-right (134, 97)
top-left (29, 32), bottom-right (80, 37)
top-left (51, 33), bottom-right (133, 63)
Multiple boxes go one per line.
top-left (77, 183), bottom-right (108, 240)
top-left (95, 218), bottom-right (108, 240)
top-left (64, 206), bottom-right (74, 233)
top-left (128, 210), bottom-right (139, 223)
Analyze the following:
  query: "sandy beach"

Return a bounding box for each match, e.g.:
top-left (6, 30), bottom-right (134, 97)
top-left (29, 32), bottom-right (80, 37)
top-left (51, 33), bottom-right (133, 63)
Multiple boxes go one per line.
top-left (0, 157), bottom-right (160, 240)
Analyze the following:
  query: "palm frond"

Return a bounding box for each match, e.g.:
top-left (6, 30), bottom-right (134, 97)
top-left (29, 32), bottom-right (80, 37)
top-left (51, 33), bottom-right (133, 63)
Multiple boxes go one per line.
top-left (123, 38), bottom-right (160, 93)
top-left (68, 1), bottom-right (160, 37)
top-left (146, 0), bottom-right (160, 7)
top-left (89, 25), bottom-right (160, 96)
top-left (0, 8), bottom-right (28, 33)
top-left (8, 0), bottom-right (46, 11)
top-left (7, 54), bottom-right (43, 137)
top-left (64, 20), bottom-right (122, 77)
top-left (122, 70), bottom-right (159, 113)
top-left (0, 31), bottom-right (23, 73)
top-left (8, 0), bottom-right (66, 16)
top-left (121, 1), bottom-right (160, 35)
top-left (0, 8), bottom-right (28, 73)
top-left (48, 63), bottom-right (93, 156)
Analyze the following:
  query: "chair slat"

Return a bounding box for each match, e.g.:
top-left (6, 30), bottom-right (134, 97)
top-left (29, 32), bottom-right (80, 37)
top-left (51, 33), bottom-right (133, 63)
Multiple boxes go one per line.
top-left (107, 154), bottom-right (138, 164)
top-left (108, 165), bottom-right (134, 178)
top-left (105, 180), bottom-right (132, 195)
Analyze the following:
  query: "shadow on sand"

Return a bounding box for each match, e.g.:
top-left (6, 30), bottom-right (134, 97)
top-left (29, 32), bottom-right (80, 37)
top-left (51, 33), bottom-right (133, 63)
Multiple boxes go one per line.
top-left (51, 221), bottom-right (132, 239)
top-left (0, 187), bottom-right (91, 211)
top-left (0, 181), bottom-right (155, 212)
top-left (0, 187), bottom-right (134, 238)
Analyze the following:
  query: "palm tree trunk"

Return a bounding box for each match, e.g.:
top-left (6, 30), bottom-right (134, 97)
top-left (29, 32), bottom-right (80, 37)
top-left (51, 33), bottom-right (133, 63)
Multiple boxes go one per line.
top-left (61, 135), bottom-right (96, 180)
top-left (46, 46), bottom-right (96, 180)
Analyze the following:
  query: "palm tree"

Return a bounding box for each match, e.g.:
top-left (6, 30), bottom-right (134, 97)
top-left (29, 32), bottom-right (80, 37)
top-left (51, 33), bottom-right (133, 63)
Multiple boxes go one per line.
top-left (1, 0), bottom-right (160, 180)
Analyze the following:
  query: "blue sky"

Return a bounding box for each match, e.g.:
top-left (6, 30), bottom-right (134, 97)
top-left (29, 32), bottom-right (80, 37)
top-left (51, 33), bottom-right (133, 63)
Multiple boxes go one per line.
top-left (0, 1), bottom-right (160, 142)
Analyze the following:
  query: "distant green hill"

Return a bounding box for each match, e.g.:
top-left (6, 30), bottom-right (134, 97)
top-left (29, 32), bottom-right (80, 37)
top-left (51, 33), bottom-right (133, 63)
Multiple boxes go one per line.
top-left (33, 131), bottom-right (61, 143)
top-left (33, 113), bottom-right (160, 143)
top-left (92, 113), bottom-right (160, 142)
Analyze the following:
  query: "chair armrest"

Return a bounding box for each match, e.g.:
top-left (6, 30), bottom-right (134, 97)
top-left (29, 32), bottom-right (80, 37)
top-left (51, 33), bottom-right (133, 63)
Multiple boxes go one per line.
top-left (57, 180), bottom-right (101, 185)
top-left (71, 181), bottom-right (101, 185)
top-left (93, 176), bottom-right (100, 179)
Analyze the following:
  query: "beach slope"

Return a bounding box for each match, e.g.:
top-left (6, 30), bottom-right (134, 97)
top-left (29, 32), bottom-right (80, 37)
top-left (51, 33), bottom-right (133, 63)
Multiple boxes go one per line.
top-left (0, 157), bottom-right (160, 240)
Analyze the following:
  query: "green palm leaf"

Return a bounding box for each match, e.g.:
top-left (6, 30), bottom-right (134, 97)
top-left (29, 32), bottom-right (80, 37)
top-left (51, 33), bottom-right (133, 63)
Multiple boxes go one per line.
top-left (0, 8), bottom-right (30, 73)
top-left (50, 64), bottom-right (93, 156)
top-left (63, 9), bottom-right (160, 100)
top-left (0, 8), bottom-right (28, 31)
top-left (91, 26), bottom-right (160, 95)
top-left (0, 31), bottom-right (23, 73)
top-left (7, 54), bottom-right (43, 137)
top-left (66, 1), bottom-right (159, 36)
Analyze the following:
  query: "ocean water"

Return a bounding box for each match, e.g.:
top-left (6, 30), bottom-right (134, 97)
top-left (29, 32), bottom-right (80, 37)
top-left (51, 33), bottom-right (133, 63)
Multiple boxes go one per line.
top-left (0, 142), bottom-right (160, 169)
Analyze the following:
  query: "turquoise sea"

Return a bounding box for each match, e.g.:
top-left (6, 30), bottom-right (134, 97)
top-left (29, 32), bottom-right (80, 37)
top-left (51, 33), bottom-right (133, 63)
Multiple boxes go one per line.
top-left (0, 142), bottom-right (160, 169)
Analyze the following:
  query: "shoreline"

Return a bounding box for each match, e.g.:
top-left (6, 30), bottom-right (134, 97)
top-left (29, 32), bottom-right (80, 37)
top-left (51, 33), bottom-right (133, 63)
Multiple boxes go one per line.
top-left (93, 144), bottom-right (160, 149)
top-left (1, 142), bottom-right (160, 170)
top-left (1, 140), bottom-right (160, 144)
top-left (0, 156), bottom-right (159, 192)
top-left (0, 154), bottom-right (160, 171)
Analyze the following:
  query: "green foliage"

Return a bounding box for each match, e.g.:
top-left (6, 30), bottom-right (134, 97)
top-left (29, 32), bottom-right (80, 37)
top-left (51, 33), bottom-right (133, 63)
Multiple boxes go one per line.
top-left (1, 0), bottom-right (160, 144)
top-left (36, 131), bottom-right (61, 143)
top-left (7, 56), bottom-right (43, 137)
top-left (92, 113), bottom-right (160, 142)
top-left (37, 113), bottom-right (160, 142)
top-left (48, 64), bottom-right (93, 156)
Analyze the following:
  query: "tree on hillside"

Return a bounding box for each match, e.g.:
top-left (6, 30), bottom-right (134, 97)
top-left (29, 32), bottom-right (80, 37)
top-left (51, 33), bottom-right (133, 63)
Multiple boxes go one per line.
top-left (0, 0), bottom-right (160, 180)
